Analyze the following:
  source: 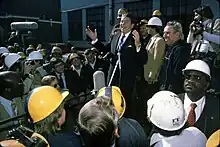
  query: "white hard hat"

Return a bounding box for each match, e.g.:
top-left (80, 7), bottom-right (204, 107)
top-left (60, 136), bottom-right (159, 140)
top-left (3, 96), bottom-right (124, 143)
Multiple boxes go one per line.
top-left (27, 51), bottom-right (43, 60)
top-left (147, 17), bottom-right (162, 27)
top-left (4, 53), bottom-right (21, 69)
top-left (0, 47), bottom-right (9, 54)
top-left (147, 91), bottom-right (186, 131)
top-left (182, 60), bottom-right (211, 78)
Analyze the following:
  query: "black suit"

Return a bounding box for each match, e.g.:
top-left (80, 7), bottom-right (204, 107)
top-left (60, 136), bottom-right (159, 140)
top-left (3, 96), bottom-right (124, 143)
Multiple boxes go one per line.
top-left (92, 32), bottom-right (147, 117)
top-left (178, 93), bottom-right (220, 138)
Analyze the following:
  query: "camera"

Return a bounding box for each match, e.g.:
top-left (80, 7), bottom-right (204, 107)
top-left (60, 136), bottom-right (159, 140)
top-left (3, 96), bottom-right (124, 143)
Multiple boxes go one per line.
top-left (191, 20), bottom-right (204, 35)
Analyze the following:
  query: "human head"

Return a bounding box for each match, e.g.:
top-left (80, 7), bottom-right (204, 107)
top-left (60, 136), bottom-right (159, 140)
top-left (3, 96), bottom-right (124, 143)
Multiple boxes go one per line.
top-left (147, 17), bottom-right (163, 35)
top-left (97, 86), bottom-right (126, 118)
top-left (120, 14), bottom-right (136, 34)
top-left (193, 5), bottom-right (214, 21)
top-left (78, 96), bottom-right (119, 147)
top-left (4, 53), bottom-right (22, 74)
top-left (147, 91), bottom-right (186, 136)
top-left (84, 48), bottom-right (96, 64)
top-left (139, 19), bottom-right (149, 37)
top-left (51, 46), bottom-right (62, 58)
top-left (27, 86), bottom-right (68, 135)
top-left (152, 10), bottom-right (162, 17)
top-left (68, 53), bottom-right (82, 69)
top-left (50, 57), bottom-right (65, 74)
top-left (182, 60), bottom-right (210, 100)
top-left (163, 21), bottom-right (183, 46)
top-left (0, 71), bottom-right (24, 99)
top-left (41, 75), bottom-right (60, 90)
top-left (117, 8), bottom-right (128, 19)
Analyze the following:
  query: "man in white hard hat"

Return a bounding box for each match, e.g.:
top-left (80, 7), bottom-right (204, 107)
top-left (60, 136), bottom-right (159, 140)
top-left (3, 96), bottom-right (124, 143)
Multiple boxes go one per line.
top-left (178, 59), bottom-right (220, 138)
top-left (147, 91), bottom-right (207, 147)
top-left (160, 21), bottom-right (191, 94)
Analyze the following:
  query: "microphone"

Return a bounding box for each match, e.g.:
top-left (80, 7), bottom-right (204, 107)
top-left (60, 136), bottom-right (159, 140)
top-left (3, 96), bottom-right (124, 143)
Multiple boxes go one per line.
top-left (93, 71), bottom-right (106, 94)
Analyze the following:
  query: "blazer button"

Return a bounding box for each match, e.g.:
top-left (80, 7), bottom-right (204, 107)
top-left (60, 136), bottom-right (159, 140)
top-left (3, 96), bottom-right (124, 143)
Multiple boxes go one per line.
top-left (211, 117), bottom-right (214, 120)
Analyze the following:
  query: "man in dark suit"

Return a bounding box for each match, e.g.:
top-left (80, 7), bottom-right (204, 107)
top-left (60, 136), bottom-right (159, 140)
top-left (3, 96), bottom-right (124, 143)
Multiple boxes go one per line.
top-left (178, 59), bottom-right (219, 138)
top-left (86, 14), bottom-right (148, 117)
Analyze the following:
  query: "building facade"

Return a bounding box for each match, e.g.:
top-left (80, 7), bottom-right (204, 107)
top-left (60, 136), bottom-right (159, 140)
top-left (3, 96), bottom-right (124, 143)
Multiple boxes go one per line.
top-left (61, 0), bottom-right (219, 48)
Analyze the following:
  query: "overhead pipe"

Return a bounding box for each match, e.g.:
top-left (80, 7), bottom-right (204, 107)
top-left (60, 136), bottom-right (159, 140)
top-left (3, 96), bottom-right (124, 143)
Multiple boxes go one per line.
top-left (109, 0), bottom-right (113, 26)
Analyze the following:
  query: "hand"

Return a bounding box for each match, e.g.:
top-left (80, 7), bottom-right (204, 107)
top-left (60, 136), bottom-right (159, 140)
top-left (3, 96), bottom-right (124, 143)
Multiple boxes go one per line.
top-left (132, 30), bottom-right (141, 49)
top-left (85, 26), bottom-right (97, 41)
top-left (189, 21), bottom-right (196, 32)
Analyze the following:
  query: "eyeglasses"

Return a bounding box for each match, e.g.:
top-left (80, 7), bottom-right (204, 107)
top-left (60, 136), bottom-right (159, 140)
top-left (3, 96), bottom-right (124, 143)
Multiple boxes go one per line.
top-left (184, 74), bottom-right (202, 81)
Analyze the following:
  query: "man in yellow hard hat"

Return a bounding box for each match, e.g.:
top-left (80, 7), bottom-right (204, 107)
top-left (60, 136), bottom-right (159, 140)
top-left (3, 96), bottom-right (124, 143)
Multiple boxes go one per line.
top-left (26, 86), bottom-right (80, 146)
top-left (97, 86), bottom-right (148, 147)
top-left (152, 10), bottom-right (162, 18)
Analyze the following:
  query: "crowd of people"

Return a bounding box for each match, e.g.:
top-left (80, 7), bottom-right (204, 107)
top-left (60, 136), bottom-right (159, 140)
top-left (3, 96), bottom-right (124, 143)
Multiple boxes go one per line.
top-left (0, 4), bottom-right (219, 147)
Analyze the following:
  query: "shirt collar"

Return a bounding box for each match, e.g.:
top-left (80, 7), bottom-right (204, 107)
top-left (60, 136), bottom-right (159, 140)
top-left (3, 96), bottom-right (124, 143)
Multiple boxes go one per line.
top-left (121, 31), bottom-right (131, 38)
top-left (184, 93), bottom-right (206, 106)
top-left (71, 65), bottom-right (82, 72)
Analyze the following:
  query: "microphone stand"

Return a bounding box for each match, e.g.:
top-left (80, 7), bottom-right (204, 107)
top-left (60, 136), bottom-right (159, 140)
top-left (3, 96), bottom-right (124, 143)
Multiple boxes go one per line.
top-left (108, 51), bottom-right (122, 86)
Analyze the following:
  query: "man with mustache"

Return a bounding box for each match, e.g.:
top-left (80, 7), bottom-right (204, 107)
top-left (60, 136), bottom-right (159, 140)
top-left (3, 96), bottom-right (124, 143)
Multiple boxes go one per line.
top-left (178, 59), bottom-right (219, 138)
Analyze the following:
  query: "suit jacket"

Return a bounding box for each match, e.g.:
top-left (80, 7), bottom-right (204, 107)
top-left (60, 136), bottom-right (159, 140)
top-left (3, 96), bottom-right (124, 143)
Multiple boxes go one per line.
top-left (178, 93), bottom-right (220, 138)
top-left (93, 32), bottom-right (147, 99)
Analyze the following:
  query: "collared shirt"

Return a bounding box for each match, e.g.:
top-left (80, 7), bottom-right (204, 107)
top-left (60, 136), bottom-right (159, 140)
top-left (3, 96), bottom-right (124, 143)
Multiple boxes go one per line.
top-left (0, 96), bottom-right (15, 117)
top-left (89, 58), bottom-right (96, 69)
top-left (71, 65), bottom-right (82, 77)
top-left (150, 127), bottom-right (207, 147)
top-left (184, 93), bottom-right (206, 122)
top-left (56, 72), bottom-right (67, 89)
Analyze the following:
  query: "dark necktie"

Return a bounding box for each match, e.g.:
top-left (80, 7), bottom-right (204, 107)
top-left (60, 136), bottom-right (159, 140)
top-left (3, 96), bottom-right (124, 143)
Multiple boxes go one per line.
top-left (187, 103), bottom-right (197, 126)
top-left (59, 74), bottom-right (64, 89)
top-left (118, 35), bottom-right (125, 51)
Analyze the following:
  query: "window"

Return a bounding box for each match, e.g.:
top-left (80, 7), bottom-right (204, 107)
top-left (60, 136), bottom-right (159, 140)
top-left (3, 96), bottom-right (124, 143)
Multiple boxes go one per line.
top-left (86, 7), bottom-right (105, 41)
top-left (160, 0), bottom-right (201, 39)
top-left (68, 10), bottom-right (82, 40)
top-left (124, 0), bottom-right (153, 19)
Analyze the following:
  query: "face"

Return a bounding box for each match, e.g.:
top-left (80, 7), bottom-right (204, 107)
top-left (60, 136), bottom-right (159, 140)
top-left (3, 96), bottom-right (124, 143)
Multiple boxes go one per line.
top-left (54, 62), bottom-right (65, 73)
top-left (120, 16), bottom-right (134, 34)
top-left (71, 58), bottom-right (82, 69)
top-left (147, 26), bottom-right (154, 35)
top-left (52, 52), bottom-right (62, 58)
top-left (86, 52), bottom-right (96, 64)
top-left (140, 25), bottom-right (148, 37)
top-left (194, 12), bottom-right (202, 21)
top-left (163, 26), bottom-right (180, 46)
top-left (183, 70), bottom-right (209, 94)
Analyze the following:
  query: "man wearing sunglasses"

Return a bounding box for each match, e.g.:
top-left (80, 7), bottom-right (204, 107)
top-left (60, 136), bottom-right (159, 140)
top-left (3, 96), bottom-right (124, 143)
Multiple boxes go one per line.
top-left (178, 59), bottom-right (219, 138)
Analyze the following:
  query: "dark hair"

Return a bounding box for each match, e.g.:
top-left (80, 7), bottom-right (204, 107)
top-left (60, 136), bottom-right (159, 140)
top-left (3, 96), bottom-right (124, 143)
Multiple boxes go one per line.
top-left (194, 5), bottom-right (214, 19)
top-left (148, 25), bottom-right (161, 33)
top-left (124, 13), bottom-right (137, 25)
top-left (152, 124), bottom-right (185, 137)
top-left (50, 57), bottom-right (64, 66)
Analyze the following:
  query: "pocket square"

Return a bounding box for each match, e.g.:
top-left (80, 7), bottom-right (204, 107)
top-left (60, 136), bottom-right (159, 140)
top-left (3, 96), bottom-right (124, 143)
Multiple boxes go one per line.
top-left (128, 45), bottom-right (132, 47)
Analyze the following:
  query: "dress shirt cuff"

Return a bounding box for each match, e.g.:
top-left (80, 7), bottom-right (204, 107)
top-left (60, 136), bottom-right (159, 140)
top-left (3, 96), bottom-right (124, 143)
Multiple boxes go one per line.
top-left (91, 38), bottom-right (98, 44)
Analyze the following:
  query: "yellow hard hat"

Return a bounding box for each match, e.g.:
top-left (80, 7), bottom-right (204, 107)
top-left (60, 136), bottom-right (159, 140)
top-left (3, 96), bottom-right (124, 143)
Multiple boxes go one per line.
top-left (27, 86), bottom-right (69, 123)
top-left (97, 86), bottom-right (126, 118)
top-left (152, 10), bottom-right (162, 16)
top-left (117, 8), bottom-right (128, 19)
top-left (206, 129), bottom-right (220, 147)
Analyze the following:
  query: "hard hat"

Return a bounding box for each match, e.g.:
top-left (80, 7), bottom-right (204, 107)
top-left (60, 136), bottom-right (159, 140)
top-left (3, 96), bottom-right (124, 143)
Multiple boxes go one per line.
top-left (4, 53), bottom-right (21, 69)
top-left (52, 46), bottom-right (62, 53)
top-left (140, 19), bottom-right (148, 26)
top-left (147, 17), bottom-right (163, 27)
top-left (206, 129), bottom-right (220, 147)
top-left (17, 52), bottom-right (26, 59)
top-left (182, 60), bottom-right (211, 78)
top-left (27, 86), bottom-right (69, 123)
top-left (27, 51), bottom-right (43, 60)
top-left (117, 8), bottom-right (128, 19)
top-left (0, 47), bottom-right (9, 54)
top-left (0, 140), bottom-right (25, 147)
top-left (152, 10), bottom-right (162, 16)
top-left (97, 86), bottom-right (126, 118)
top-left (147, 91), bottom-right (186, 131)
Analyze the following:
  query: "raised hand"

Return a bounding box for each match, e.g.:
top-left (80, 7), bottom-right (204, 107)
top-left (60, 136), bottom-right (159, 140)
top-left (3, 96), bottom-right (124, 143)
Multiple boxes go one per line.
top-left (132, 30), bottom-right (141, 49)
top-left (85, 26), bottom-right (97, 41)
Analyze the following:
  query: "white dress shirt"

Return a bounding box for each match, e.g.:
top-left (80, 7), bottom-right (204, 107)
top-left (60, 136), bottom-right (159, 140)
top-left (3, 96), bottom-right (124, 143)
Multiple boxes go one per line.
top-left (184, 93), bottom-right (206, 122)
top-left (56, 72), bottom-right (67, 89)
top-left (150, 127), bottom-right (207, 147)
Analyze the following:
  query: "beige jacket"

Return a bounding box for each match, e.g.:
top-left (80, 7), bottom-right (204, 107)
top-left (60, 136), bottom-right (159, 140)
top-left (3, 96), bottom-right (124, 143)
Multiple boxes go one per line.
top-left (144, 34), bottom-right (165, 83)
